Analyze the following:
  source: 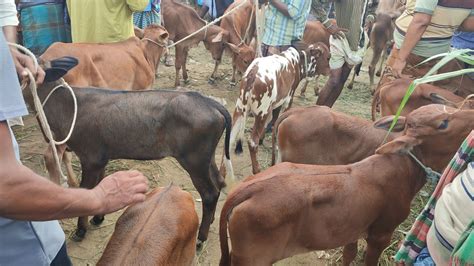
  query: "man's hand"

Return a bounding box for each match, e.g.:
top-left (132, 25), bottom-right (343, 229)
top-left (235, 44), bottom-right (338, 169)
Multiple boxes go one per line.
top-left (326, 23), bottom-right (348, 39)
top-left (391, 57), bottom-right (406, 78)
top-left (9, 47), bottom-right (45, 84)
top-left (92, 170), bottom-right (149, 214)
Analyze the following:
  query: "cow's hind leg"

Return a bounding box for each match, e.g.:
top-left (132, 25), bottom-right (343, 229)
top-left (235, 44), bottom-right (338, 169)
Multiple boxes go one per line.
top-left (250, 114), bottom-right (268, 174)
top-left (178, 157), bottom-right (221, 249)
top-left (73, 161), bottom-right (107, 241)
top-left (342, 242), bottom-right (358, 266)
top-left (347, 68), bottom-right (358, 90)
top-left (376, 47), bottom-right (387, 77)
top-left (182, 48), bottom-right (190, 84)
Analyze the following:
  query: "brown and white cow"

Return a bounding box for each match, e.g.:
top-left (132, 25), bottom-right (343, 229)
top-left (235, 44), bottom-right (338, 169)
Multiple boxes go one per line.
top-left (41, 25), bottom-right (169, 90)
top-left (372, 78), bottom-right (467, 120)
top-left (271, 105), bottom-right (400, 166)
top-left (98, 185), bottom-right (198, 266)
top-left (229, 43), bottom-right (330, 174)
top-left (161, 0), bottom-right (230, 87)
top-left (211, 0), bottom-right (256, 86)
top-left (219, 105), bottom-right (474, 266)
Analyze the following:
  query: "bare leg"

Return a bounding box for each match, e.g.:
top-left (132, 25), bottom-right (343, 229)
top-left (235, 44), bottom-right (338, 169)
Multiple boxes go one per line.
top-left (44, 144), bottom-right (68, 185)
top-left (63, 151), bottom-right (79, 187)
top-left (316, 63), bottom-right (352, 107)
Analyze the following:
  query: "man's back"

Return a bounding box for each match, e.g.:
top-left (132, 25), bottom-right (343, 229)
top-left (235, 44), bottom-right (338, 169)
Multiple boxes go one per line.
top-left (67, 0), bottom-right (148, 43)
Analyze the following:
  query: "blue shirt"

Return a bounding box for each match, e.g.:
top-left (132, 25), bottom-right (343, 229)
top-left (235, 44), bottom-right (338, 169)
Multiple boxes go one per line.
top-left (0, 33), bottom-right (65, 265)
top-left (451, 31), bottom-right (474, 50)
top-left (262, 0), bottom-right (310, 46)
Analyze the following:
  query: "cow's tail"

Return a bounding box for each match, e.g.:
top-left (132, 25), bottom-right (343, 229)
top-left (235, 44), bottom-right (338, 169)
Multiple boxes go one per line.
top-left (212, 100), bottom-right (235, 181)
top-left (271, 110), bottom-right (292, 166)
top-left (230, 79), bottom-right (253, 159)
top-left (219, 182), bottom-right (255, 266)
top-left (371, 87), bottom-right (381, 121)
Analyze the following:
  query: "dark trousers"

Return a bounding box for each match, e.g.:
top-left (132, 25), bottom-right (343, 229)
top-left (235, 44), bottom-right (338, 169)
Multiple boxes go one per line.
top-left (51, 242), bottom-right (72, 266)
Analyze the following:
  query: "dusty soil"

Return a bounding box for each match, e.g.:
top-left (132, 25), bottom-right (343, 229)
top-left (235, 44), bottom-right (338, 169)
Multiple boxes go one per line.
top-left (14, 44), bottom-right (431, 265)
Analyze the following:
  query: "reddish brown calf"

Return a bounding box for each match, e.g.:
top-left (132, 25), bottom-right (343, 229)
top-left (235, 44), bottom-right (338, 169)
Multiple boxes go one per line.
top-left (220, 104), bottom-right (473, 265)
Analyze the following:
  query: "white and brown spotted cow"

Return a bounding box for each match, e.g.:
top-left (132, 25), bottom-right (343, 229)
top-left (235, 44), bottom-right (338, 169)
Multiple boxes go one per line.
top-left (229, 43), bottom-right (330, 174)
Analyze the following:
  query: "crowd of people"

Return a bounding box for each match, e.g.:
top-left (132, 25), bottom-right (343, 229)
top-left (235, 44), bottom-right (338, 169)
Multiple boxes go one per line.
top-left (1, 0), bottom-right (473, 264)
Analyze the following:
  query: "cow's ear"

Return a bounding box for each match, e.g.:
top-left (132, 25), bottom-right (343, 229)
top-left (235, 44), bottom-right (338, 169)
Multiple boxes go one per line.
top-left (159, 31), bottom-right (169, 41)
top-left (134, 26), bottom-right (144, 39)
top-left (309, 44), bottom-right (323, 58)
top-left (429, 93), bottom-right (458, 108)
top-left (373, 115), bottom-right (406, 132)
top-left (376, 135), bottom-right (422, 155)
top-left (212, 31), bottom-right (228, 43)
top-left (225, 42), bottom-right (240, 54)
top-left (44, 56), bottom-right (78, 83)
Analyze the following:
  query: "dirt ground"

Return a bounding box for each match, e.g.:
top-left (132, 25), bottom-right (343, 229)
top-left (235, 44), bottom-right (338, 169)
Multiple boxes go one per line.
top-left (14, 44), bottom-right (432, 265)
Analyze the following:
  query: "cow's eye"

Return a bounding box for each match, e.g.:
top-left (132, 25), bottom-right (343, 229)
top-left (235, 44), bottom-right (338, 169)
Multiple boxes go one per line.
top-left (438, 119), bottom-right (449, 130)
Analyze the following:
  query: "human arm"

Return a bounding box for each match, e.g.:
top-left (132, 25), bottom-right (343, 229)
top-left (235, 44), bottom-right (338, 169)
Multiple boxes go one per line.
top-left (269, 0), bottom-right (291, 18)
top-left (127, 0), bottom-right (150, 12)
top-left (391, 1), bottom-right (436, 78)
top-left (199, 5), bottom-right (210, 18)
top-left (459, 15), bottom-right (474, 32)
top-left (0, 121), bottom-right (148, 220)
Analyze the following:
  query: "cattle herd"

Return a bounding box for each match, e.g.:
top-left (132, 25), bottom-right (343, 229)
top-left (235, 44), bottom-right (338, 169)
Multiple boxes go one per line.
top-left (18, 0), bottom-right (474, 264)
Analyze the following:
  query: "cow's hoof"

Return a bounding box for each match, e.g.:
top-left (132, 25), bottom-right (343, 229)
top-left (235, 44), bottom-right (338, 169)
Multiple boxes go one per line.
top-left (208, 77), bottom-right (216, 84)
top-left (72, 229), bottom-right (86, 242)
top-left (229, 81), bottom-right (237, 87)
top-left (90, 215), bottom-right (105, 226)
top-left (183, 79), bottom-right (191, 85)
top-left (376, 71), bottom-right (381, 77)
top-left (196, 239), bottom-right (205, 251)
top-left (235, 140), bottom-right (243, 155)
top-left (347, 83), bottom-right (353, 90)
top-left (299, 92), bottom-right (306, 98)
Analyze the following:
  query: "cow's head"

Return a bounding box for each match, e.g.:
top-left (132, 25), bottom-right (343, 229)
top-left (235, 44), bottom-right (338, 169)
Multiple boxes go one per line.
top-left (374, 104), bottom-right (474, 172)
top-left (142, 24), bottom-right (169, 46)
top-left (304, 42), bottom-right (330, 77)
top-left (204, 27), bottom-right (230, 62)
top-left (225, 43), bottom-right (255, 73)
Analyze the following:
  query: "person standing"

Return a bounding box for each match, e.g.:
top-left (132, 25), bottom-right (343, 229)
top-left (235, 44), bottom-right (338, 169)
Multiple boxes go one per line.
top-left (133, 0), bottom-right (161, 29)
top-left (67, 0), bottom-right (148, 43)
top-left (315, 0), bottom-right (371, 107)
top-left (261, 0), bottom-right (311, 56)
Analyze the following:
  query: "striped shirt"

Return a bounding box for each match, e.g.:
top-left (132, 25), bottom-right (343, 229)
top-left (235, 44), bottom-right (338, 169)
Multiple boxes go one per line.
top-left (262, 0), bottom-right (310, 46)
top-left (394, 0), bottom-right (474, 58)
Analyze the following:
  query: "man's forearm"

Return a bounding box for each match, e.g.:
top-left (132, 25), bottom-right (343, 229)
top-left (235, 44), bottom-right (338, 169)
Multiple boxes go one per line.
top-left (0, 164), bottom-right (102, 221)
top-left (270, 0), bottom-right (290, 18)
top-left (2, 25), bottom-right (17, 43)
top-left (397, 13), bottom-right (431, 61)
top-left (0, 122), bottom-right (101, 220)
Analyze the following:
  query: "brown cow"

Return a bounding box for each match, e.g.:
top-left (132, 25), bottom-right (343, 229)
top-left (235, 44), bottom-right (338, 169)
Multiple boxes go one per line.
top-left (372, 78), bottom-right (466, 120)
top-left (271, 105), bottom-right (400, 166)
top-left (161, 0), bottom-right (230, 87)
top-left (211, 0), bottom-right (256, 86)
top-left (229, 44), bottom-right (330, 174)
top-left (41, 25), bottom-right (169, 90)
top-left (98, 185), bottom-right (198, 266)
top-left (299, 20), bottom-right (331, 97)
top-left (219, 105), bottom-right (474, 265)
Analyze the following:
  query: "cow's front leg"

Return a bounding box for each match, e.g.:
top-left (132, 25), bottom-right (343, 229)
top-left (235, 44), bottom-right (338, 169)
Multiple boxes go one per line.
top-left (249, 114), bottom-right (267, 174)
top-left (44, 144), bottom-right (68, 185)
top-left (209, 59), bottom-right (220, 84)
top-left (313, 75), bottom-right (320, 96)
top-left (364, 232), bottom-right (392, 266)
top-left (182, 49), bottom-right (190, 84)
top-left (73, 161), bottom-right (107, 241)
top-left (174, 46), bottom-right (184, 87)
top-left (342, 242), bottom-right (358, 266)
top-left (230, 63), bottom-right (237, 87)
top-left (299, 78), bottom-right (309, 97)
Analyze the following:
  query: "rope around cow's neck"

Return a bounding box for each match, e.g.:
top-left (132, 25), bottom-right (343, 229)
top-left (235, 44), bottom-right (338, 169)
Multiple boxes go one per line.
top-left (143, 37), bottom-right (167, 48)
top-left (166, 0), bottom-right (248, 49)
top-left (8, 42), bottom-right (77, 184)
top-left (407, 150), bottom-right (441, 183)
top-left (237, 5), bottom-right (255, 46)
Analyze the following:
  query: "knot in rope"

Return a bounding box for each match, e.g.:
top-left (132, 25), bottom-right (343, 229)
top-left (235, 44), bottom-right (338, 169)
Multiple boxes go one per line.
top-left (408, 151), bottom-right (442, 183)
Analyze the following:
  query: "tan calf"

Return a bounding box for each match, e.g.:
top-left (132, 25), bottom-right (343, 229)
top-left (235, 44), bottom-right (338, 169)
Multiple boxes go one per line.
top-left (98, 185), bottom-right (199, 266)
